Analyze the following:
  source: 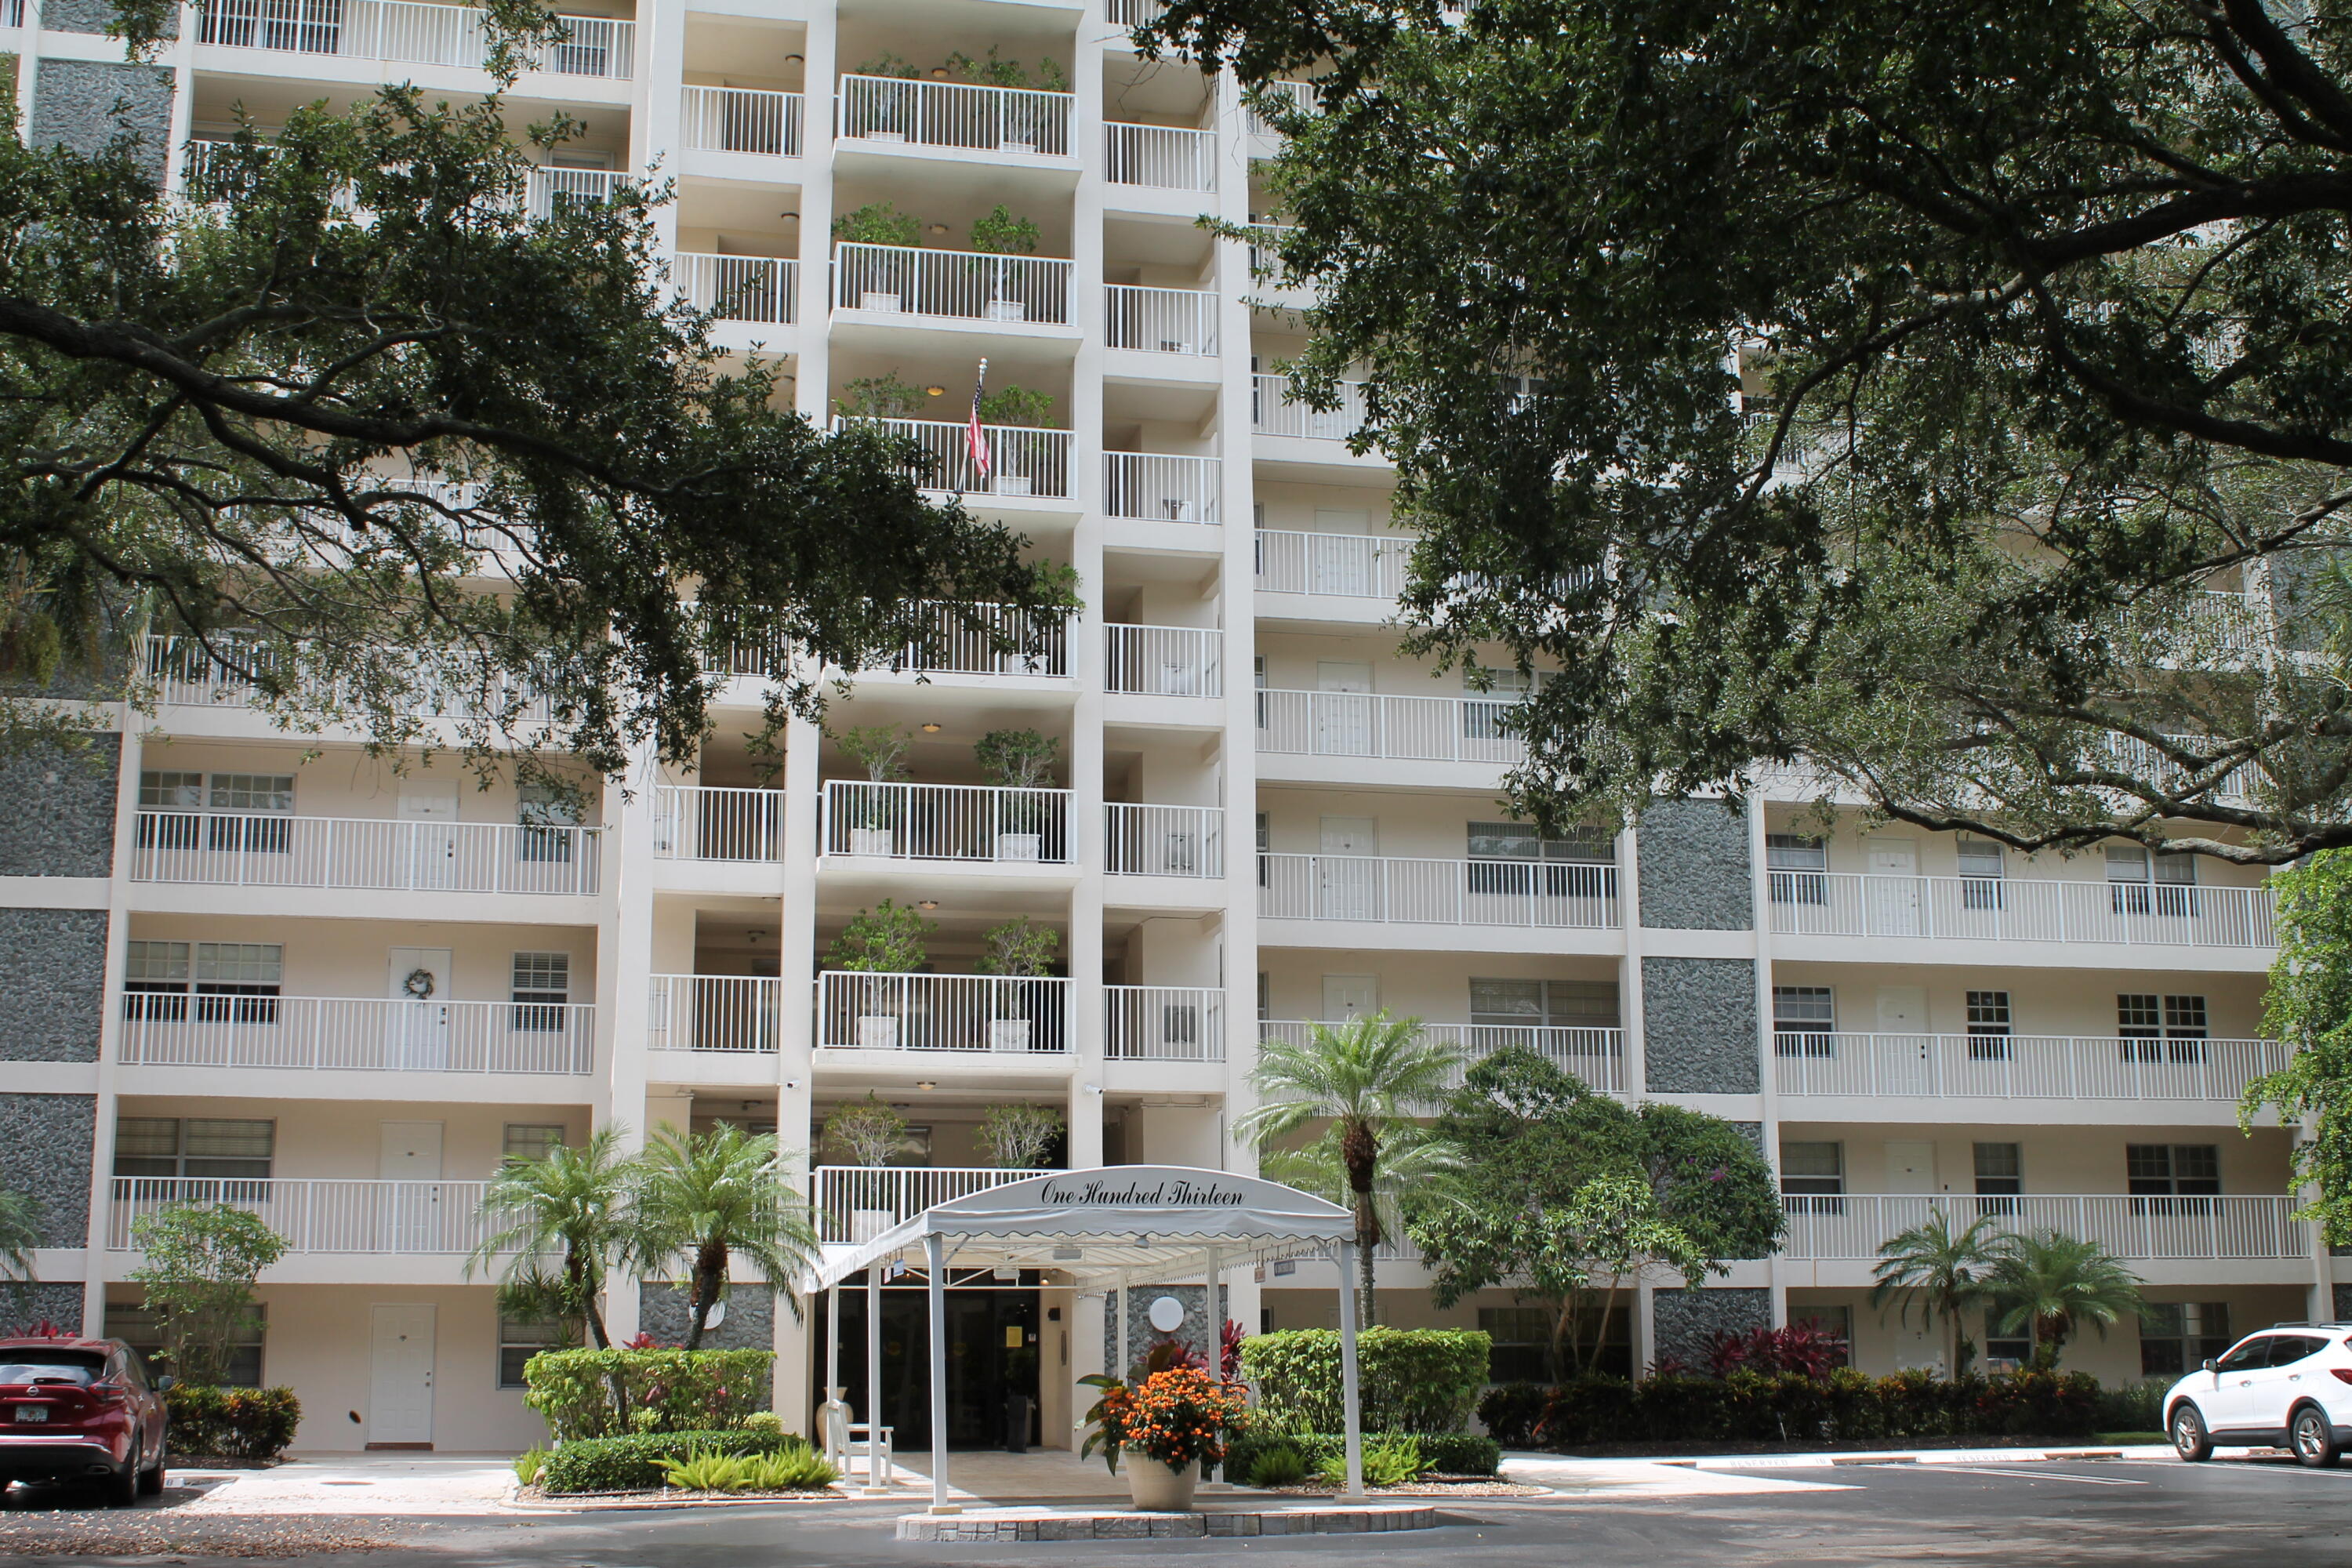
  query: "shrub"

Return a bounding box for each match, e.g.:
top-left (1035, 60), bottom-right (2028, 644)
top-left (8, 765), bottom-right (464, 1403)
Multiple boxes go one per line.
top-left (1318, 1433), bottom-right (1423, 1487)
top-left (1512, 1366), bottom-right (2108, 1449)
top-left (1241, 1329), bottom-right (1491, 1436)
top-left (521, 1348), bottom-right (775, 1441)
top-left (739, 1410), bottom-right (786, 1437)
top-left (656, 1448), bottom-right (753, 1492)
top-left (1242, 1441), bottom-right (1308, 1486)
top-left (538, 1430), bottom-right (805, 1495)
top-left (1974, 1369), bottom-right (2101, 1438)
top-left (513, 1447), bottom-right (547, 1487)
top-left (164, 1384), bottom-right (303, 1461)
top-left (1223, 1432), bottom-right (1501, 1480)
top-left (1534, 1374), bottom-right (1637, 1447)
top-left (1708, 1323), bottom-right (1846, 1380)
top-left (2096, 1379), bottom-right (2170, 1435)
top-left (1477, 1381), bottom-right (1548, 1448)
top-left (742, 1446), bottom-right (840, 1490)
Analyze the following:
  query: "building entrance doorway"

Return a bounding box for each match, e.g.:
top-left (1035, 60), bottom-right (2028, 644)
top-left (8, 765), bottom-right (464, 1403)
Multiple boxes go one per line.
top-left (820, 1281), bottom-right (1041, 1450)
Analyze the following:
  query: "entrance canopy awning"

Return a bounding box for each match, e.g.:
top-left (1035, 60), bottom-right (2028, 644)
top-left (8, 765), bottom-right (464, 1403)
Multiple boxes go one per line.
top-left (803, 1164), bottom-right (1356, 1293)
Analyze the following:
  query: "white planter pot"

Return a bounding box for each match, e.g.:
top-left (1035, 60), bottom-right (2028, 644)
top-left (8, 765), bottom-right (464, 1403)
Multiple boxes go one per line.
top-left (859, 291), bottom-right (903, 314)
top-left (999, 832), bottom-right (1042, 862)
top-left (1162, 499), bottom-right (1192, 521)
top-left (985, 299), bottom-right (1027, 322)
top-left (1158, 661), bottom-right (1198, 695)
top-left (990, 1019), bottom-right (1033, 1053)
top-left (856, 1014), bottom-right (900, 1050)
top-left (865, 129), bottom-right (905, 143)
top-left (1123, 1452), bottom-right (1198, 1512)
top-left (1156, 340), bottom-right (1194, 355)
top-left (998, 138), bottom-right (1036, 154)
top-left (849, 826), bottom-right (895, 856)
top-left (993, 473), bottom-right (1035, 497)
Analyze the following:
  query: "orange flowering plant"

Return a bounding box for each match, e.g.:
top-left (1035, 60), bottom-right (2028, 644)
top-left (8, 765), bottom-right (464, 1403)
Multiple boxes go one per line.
top-left (1078, 1367), bottom-right (1252, 1474)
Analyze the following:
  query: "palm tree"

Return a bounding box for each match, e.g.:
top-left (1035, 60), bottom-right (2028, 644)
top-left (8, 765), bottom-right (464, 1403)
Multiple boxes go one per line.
top-left (1869, 1209), bottom-right (2003, 1377)
top-left (468, 1126), bottom-right (637, 1349)
top-left (1236, 1012), bottom-right (1461, 1326)
top-left (0, 1185), bottom-right (38, 1316)
top-left (1987, 1229), bottom-right (2146, 1368)
top-left (630, 1122), bottom-right (822, 1349)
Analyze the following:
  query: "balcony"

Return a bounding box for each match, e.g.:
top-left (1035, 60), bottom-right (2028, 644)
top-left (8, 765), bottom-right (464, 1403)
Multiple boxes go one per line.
top-left (648, 975), bottom-right (781, 1054)
top-left (652, 786), bottom-right (783, 862)
top-left (194, 0), bottom-right (635, 78)
top-left (1252, 375), bottom-right (1370, 441)
top-left (1104, 123), bottom-right (1215, 191)
top-left (119, 996), bottom-right (593, 1075)
top-left (1261, 1019), bottom-right (1627, 1093)
top-left (833, 244), bottom-right (1073, 328)
top-left (1778, 1194), bottom-right (2306, 1262)
top-left (811, 1165), bottom-right (1046, 1244)
top-left (839, 416), bottom-right (1072, 501)
top-left (1105, 285), bottom-right (1218, 355)
top-left (1257, 688), bottom-right (1526, 764)
top-left (817, 971), bottom-right (1069, 1053)
top-left (680, 85), bottom-right (804, 158)
top-left (524, 167), bottom-right (632, 219)
top-left (1103, 804), bottom-right (1223, 877)
top-left (1103, 452), bottom-right (1220, 524)
top-left (1105, 986), bottom-right (1226, 1061)
top-left (1105, 625), bottom-right (1223, 697)
top-left (1767, 873), bottom-right (2278, 949)
top-left (107, 1178), bottom-right (499, 1254)
top-left (1243, 79), bottom-right (1316, 140)
top-left (677, 254), bottom-right (798, 325)
top-left (837, 74), bottom-right (1074, 159)
top-left (143, 633), bottom-right (552, 723)
top-left (819, 780), bottom-right (1072, 865)
top-left (130, 812), bottom-right (601, 895)
top-left (1773, 1033), bottom-right (2293, 1102)
top-left (1260, 854), bottom-right (1618, 929)
top-left (1256, 529), bottom-right (1408, 599)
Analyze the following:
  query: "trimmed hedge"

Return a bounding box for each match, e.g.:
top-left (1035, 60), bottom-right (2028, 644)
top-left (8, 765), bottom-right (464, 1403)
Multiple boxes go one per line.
top-left (163, 1385), bottom-right (303, 1461)
top-left (1240, 1330), bottom-right (1490, 1435)
top-left (522, 1348), bottom-right (775, 1440)
top-left (1222, 1431), bottom-right (1501, 1480)
top-left (1478, 1367), bottom-right (2104, 1449)
top-left (539, 1429), bottom-right (808, 1494)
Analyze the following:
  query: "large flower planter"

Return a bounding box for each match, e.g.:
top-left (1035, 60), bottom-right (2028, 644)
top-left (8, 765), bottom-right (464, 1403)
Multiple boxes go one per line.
top-left (849, 826), bottom-right (895, 856)
top-left (1123, 1452), bottom-right (1198, 1512)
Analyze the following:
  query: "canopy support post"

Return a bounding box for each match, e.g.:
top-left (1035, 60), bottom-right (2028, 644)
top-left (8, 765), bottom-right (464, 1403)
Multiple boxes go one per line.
top-left (1115, 1268), bottom-right (1130, 1382)
top-left (859, 1263), bottom-right (888, 1495)
top-left (925, 1232), bottom-right (956, 1515)
top-left (819, 1285), bottom-right (847, 1467)
top-left (1335, 1240), bottom-right (1364, 1501)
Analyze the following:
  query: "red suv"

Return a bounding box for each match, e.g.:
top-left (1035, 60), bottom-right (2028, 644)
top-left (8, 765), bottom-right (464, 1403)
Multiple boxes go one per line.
top-left (0, 1338), bottom-right (168, 1505)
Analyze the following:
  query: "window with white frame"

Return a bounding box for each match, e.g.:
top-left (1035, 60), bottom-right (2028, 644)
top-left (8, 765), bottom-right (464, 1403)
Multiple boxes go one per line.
top-left (1965, 990), bottom-right (2013, 1061)
top-left (135, 771), bottom-right (204, 849)
top-left (1766, 833), bottom-right (1828, 905)
top-left (1973, 1142), bottom-right (2023, 1214)
top-left (2127, 1142), bottom-right (2220, 1214)
top-left (1772, 985), bottom-right (1836, 1058)
top-left (2106, 844), bottom-right (2198, 916)
top-left (122, 940), bottom-right (283, 1024)
top-left (1465, 822), bottom-right (1613, 898)
top-left (1470, 978), bottom-right (1619, 1035)
top-left (517, 784), bottom-right (579, 863)
top-left (1461, 666), bottom-right (1534, 741)
top-left (1256, 971), bottom-right (1270, 1021)
top-left (113, 1116), bottom-right (274, 1196)
top-left (1956, 837), bottom-right (2005, 909)
top-left (2118, 993), bottom-right (2208, 1064)
top-left (106, 1302), bottom-right (264, 1387)
top-left (136, 770), bottom-right (293, 853)
top-left (1779, 1141), bottom-right (1845, 1211)
top-left (498, 1316), bottom-right (568, 1388)
top-left (510, 952), bottom-right (570, 1031)
top-left (502, 1123), bottom-right (566, 1163)
top-left (1794, 1304), bottom-right (1853, 1367)
top-left (2139, 1302), bottom-right (2234, 1377)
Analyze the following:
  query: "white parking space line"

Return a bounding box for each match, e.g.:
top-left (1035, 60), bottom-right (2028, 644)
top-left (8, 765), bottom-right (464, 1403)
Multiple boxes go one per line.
top-left (1888, 1465), bottom-right (2147, 1486)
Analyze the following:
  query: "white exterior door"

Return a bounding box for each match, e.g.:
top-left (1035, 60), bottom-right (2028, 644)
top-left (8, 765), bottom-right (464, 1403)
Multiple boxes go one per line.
top-left (1863, 837), bottom-right (1920, 935)
top-left (1310, 509), bottom-right (1371, 596)
top-left (1321, 975), bottom-right (1379, 1021)
top-left (1874, 985), bottom-right (1931, 1094)
top-left (379, 1120), bottom-right (445, 1251)
top-left (386, 948), bottom-right (452, 1070)
top-left (367, 1304), bottom-right (436, 1446)
top-left (1317, 816), bottom-right (1379, 920)
top-left (1314, 662), bottom-right (1374, 755)
top-left (399, 782), bottom-right (460, 890)
top-left (1884, 1139), bottom-right (1936, 1194)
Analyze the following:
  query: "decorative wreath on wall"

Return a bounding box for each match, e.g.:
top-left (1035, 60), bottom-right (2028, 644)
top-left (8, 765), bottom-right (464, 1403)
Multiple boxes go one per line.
top-left (402, 967), bottom-right (437, 999)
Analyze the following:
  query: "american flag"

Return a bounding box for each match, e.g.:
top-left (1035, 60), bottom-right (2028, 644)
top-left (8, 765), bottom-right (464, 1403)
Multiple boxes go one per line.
top-left (967, 358), bottom-right (991, 478)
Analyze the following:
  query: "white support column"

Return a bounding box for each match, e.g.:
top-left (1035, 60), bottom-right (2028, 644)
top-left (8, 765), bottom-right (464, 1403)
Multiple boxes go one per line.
top-left (818, 1284), bottom-right (847, 1465)
top-left (1748, 789), bottom-right (1789, 1331)
top-left (925, 1232), bottom-right (956, 1515)
top-left (1115, 1267), bottom-right (1130, 1381)
top-left (861, 1261), bottom-right (887, 1495)
top-left (1334, 1240), bottom-right (1363, 1501)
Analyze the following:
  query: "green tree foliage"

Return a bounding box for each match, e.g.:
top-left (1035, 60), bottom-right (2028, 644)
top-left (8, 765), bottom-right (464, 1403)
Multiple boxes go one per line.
top-left (0, 1184), bottom-right (34, 1300)
top-left (826, 900), bottom-right (934, 971)
top-left (468, 1125), bottom-right (637, 1349)
top-left (628, 1123), bottom-right (820, 1349)
top-left (975, 1102), bottom-right (1064, 1170)
top-left (125, 1203), bottom-right (289, 1385)
top-left (975, 916), bottom-right (1058, 976)
top-left (821, 1091), bottom-right (910, 1168)
top-left (1143, 0), bottom-right (2352, 862)
top-left (2250, 849), bottom-right (2352, 1238)
top-left (1869, 1210), bottom-right (2005, 1377)
top-left (1986, 1230), bottom-right (2146, 1368)
top-left (1406, 1047), bottom-right (1782, 1377)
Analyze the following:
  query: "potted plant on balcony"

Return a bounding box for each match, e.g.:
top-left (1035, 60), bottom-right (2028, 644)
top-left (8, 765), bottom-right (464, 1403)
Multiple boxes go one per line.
top-left (837, 373), bottom-right (927, 423)
top-left (975, 728), bottom-right (1059, 860)
top-left (832, 204), bottom-right (924, 310)
top-left (946, 49), bottom-right (1069, 151)
top-left (828, 900), bottom-right (934, 1049)
top-left (1080, 1365), bottom-right (1251, 1512)
top-left (976, 916), bottom-right (1058, 1051)
top-left (821, 1092), bottom-right (913, 1243)
top-left (977, 385), bottom-right (1057, 495)
top-left (968, 205), bottom-right (1042, 322)
top-left (832, 724), bottom-right (913, 855)
top-left (848, 52), bottom-right (924, 141)
top-left (977, 1102), bottom-right (1063, 1171)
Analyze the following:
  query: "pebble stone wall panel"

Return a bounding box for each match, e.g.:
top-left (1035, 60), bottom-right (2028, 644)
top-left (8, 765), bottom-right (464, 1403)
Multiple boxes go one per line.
top-left (0, 1094), bottom-right (96, 1245)
top-left (31, 60), bottom-right (174, 180)
top-left (637, 1282), bottom-right (776, 1359)
top-left (1641, 957), bottom-right (1761, 1094)
top-left (39, 0), bottom-right (176, 36)
top-left (0, 737), bottom-right (119, 878)
top-left (1651, 1287), bottom-right (1772, 1367)
top-left (0, 909), bottom-right (108, 1062)
top-left (1635, 799), bottom-right (1754, 931)
top-left (1102, 1283), bottom-right (1227, 1374)
top-left (5, 1283), bottom-right (87, 1335)
top-left (2336, 1284), bottom-right (2352, 1323)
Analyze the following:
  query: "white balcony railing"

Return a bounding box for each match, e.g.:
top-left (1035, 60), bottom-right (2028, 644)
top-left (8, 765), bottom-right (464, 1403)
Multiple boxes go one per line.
top-left (1257, 688), bottom-right (1527, 764)
top-left (817, 971), bottom-right (1069, 1053)
top-left (876, 601), bottom-right (1071, 678)
top-left (195, 0), bottom-right (634, 76)
top-left (1103, 452), bottom-right (1220, 523)
top-left (1105, 285), bottom-right (1218, 354)
top-left (1260, 1018), bottom-right (1627, 1093)
top-left (1768, 872), bottom-right (2278, 949)
top-left (1105, 0), bottom-right (1167, 23)
top-left (1104, 122), bottom-right (1214, 191)
top-left (524, 166), bottom-right (630, 219)
top-left (680, 85), bottom-right (803, 157)
top-left (118, 996), bottom-right (593, 1074)
top-left (1243, 79), bottom-right (1316, 139)
top-left (811, 1165), bottom-right (1047, 1244)
top-left (1103, 804), bottom-right (1224, 877)
top-left (652, 786), bottom-right (784, 862)
top-left (1260, 853), bottom-right (1619, 928)
top-left (837, 74), bottom-right (1073, 157)
top-left (834, 243), bottom-right (1073, 325)
top-left (143, 633), bottom-right (553, 724)
top-left (677, 253), bottom-right (798, 325)
top-left (1105, 624), bottom-right (1223, 696)
top-left (820, 779), bottom-right (1072, 863)
top-left (1773, 1033), bottom-right (2294, 1102)
top-left (107, 1177), bottom-right (499, 1254)
top-left (2105, 732), bottom-right (2259, 805)
top-left (1252, 375), bottom-right (1371, 441)
top-left (1105, 985), bottom-right (1225, 1061)
top-left (1778, 1194), bottom-right (2306, 1262)
top-left (130, 811), bottom-right (601, 895)
top-left (1255, 529), bottom-right (1410, 598)
top-left (647, 974), bottom-right (782, 1054)
top-left (838, 416), bottom-right (1072, 499)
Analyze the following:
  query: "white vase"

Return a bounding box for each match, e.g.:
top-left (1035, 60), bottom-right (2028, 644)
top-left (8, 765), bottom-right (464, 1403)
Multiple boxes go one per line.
top-left (990, 1019), bottom-right (1032, 1053)
top-left (850, 826), bottom-right (895, 856)
top-left (856, 1015), bottom-right (899, 1050)
top-left (1123, 1452), bottom-right (1198, 1512)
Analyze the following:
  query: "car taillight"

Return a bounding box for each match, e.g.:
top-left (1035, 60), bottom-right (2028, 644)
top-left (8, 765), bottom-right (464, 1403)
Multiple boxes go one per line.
top-left (89, 1383), bottom-right (125, 1404)
top-left (2328, 1369), bottom-right (2352, 1385)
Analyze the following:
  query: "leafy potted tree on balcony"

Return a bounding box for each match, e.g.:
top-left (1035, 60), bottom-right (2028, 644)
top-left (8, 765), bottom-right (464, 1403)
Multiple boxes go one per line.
top-left (821, 1093), bottom-right (913, 1244)
top-left (969, 205), bottom-right (1042, 322)
top-left (828, 900), bottom-right (934, 1049)
top-left (975, 728), bottom-right (1059, 861)
top-left (848, 52), bottom-right (924, 142)
top-left (946, 49), bottom-right (1068, 152)
top-left (977, 1102), bottom-right (1063, 1171)
top-left (832, 724), bottom-right (913, 855)
top-left (837, 373), bottom-right (927, 423)
top-left (976, 916), bottom-right (1058, 1051)
top-left (977, 385), bottom-right (1056, 496)
top-left (833, 204), bottom-right (924, 312)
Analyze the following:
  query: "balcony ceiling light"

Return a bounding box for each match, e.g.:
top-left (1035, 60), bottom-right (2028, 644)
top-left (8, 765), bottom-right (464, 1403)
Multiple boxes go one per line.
top-left (924, 386), bottom-right (946, 397)
top-left (930, 67), bottom-right (949, 78)
top-left (920, 720), bottom-right (942, 733)
top-left (785, 53), bottom-right (804, 63)
top-left (916, 898), bottom-right (940, 911)
top-left (915, 1080), bottom-right (937, 1091)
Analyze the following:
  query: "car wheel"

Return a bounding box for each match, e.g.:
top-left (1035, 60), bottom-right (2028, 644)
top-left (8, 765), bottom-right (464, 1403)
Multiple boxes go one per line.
top-left (137, 1454), bottom-right (165, 1497)
top-left (101, 1456), bottom-right (139, 1508)
top-left (2172, 1403), bottom-right (2214, 1462)
top-left (2292, 1406), bottom-right (2341, 1468)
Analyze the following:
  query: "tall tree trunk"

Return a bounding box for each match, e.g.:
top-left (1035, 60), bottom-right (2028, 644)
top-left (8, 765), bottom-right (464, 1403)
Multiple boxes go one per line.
top-left (1591, 1283), bottom-right (1620, 1374)
top-left (1354, 1192), bottom-right (1379, 1330)
top-left (686, 1238), bottom-right (728, 1351)
top-left (1342, 1118), bottom-right (1380, 1329)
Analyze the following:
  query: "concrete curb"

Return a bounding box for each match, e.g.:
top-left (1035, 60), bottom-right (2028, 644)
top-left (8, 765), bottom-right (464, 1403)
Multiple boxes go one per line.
top-left (1646, 1446), bottom-right (2146, 1471)
top-left (896, 1504), bottom-right (1442, 1541)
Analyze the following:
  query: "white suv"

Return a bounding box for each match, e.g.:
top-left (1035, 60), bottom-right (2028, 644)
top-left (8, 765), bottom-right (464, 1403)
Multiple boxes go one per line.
top-left (2166, 1323), bottom-right (2352, 1466)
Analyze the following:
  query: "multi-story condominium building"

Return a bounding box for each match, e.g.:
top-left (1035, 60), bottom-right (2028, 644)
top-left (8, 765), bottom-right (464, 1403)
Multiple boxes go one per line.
top-left (0, 0), bottom-right (2310, 1453)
